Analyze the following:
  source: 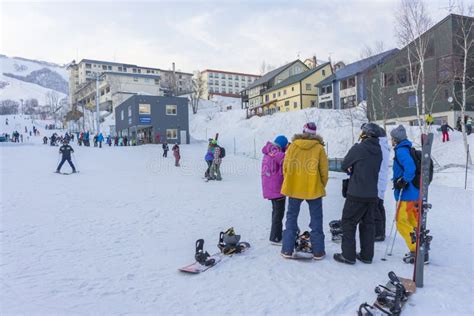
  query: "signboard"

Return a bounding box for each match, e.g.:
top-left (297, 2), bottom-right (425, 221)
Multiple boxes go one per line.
top-left (397, 85), bottom-right (416, 95)
top-left (139, 103), bottom-right (151, 115)
top-left (139, 116), bottom-right (151, 124)
top-left (339, 87), bottom-right (357, 98)
top-left (319, 94), bottom-right (333, 102)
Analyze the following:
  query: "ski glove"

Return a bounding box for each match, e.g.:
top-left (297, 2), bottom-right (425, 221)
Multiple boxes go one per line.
top-left (393, 177), bottom-right (408, 190)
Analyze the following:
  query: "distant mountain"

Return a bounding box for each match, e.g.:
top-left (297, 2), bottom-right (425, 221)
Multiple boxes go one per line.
top-left (0, 54), bottom-right (68, 104)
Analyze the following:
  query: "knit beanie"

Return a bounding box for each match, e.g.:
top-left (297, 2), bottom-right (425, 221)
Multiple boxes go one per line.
top-left (303, 122), bottom-right (317, 134)
top-left (390, 125), bottom-right (407, 143)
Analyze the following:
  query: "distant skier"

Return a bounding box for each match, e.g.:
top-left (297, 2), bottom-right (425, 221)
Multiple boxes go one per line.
top-left (43, 136), bottom-right (48, 145)
top-left (280, 122), bottom-right (328, 260)
top-left (5, 118), bottom-right (8, 125)
top-left (97, 132), bottom-right (104, 148)
top-left (425, 113), bottom-right (433, 126)
top-left (209, 140), bottom-right (222, 180)
top-left (124, 136), bottom-right (128, 146)
top-left (261, 135), bottom-right (288, 245)
top-left (93, 134), bottom-right (98, 147)
top-left (465, 117), bottom-right (472, 135)
top-left (106, 135), bottom-right (112, 146)
top-left (172, 143), bottom-right (181, 167)
top-left (440, 121), bottom-right (454, 142)
top-left (162, 142), bottom-right (169, 157)
top-left (25, 126), bottom-right (28, 133)
top-left (114, 136), bottom-right (118, 146)
top-left (333, 123), bottom-right (381, 265)
top-left (55, 140), bottom-right (77, 174)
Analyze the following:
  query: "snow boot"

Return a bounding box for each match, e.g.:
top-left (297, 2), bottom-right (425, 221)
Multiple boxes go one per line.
top-left (356, 253), bottom-right (372, 264)
top-left (333, 253), bottom-right (355, 265)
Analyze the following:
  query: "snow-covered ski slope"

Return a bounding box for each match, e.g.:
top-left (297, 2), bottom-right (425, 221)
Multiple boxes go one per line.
top-left (1, 114), bottom-right (473, 315)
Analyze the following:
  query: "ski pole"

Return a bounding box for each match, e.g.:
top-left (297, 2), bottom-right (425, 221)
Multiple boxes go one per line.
top-left (381, 188), bottom-right (403, 261)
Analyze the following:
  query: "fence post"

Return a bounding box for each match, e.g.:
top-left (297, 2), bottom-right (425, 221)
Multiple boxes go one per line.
top-left (465, 144), bottom-right (469, 190)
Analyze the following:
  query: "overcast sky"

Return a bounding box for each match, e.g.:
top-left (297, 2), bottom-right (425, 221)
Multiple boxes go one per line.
top-left (1, 0), bottom-right (449, 74)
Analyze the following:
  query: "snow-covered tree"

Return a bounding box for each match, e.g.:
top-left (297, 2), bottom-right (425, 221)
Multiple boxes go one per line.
top-left (190, 71), bottom-right (205, 114)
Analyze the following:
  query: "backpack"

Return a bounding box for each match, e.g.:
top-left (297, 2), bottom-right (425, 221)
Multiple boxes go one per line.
top-left (394, 146), bottom-right (433, 189)
top-left (219, 146), bottom-right (226, 158)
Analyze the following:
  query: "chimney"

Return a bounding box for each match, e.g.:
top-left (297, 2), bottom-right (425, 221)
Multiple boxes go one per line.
top-left (313, 55), bottom-right (317, 67)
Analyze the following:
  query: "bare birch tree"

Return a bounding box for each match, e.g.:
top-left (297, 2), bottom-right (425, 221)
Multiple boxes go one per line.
top-left (395, 0), bottom-right (433, 132)
top-left (452, 2), bottom-right (473, 164)
top-left (190, 71), bottom-right (205, 114)
top-left (46, 91), bottom-right (62, 126)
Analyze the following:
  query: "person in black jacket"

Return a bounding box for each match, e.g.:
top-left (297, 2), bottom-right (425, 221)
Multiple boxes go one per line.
top-left (56, 140), bottom-right (76, 173)
top-left (162, 142), bottom-right (169, 157)
top-left (334, 123), bottom-right (382, 265)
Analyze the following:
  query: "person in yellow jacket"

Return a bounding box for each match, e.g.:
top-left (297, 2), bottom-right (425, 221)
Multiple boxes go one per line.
top-left (425, 113), bottom-right (434, 126)
top-left (280, 122), bottom-right (328, 260)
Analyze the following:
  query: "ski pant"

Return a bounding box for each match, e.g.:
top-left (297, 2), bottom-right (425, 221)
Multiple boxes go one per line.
top-left (282, 197), bottom-right (324, 254)
top-left (57, 157), bottom-right (76, 172)
top-left (374, 198), bottom-right (386, 238)
top-left (340, 197), bottom-right (376, 262)
top-left (174, 156), bottom-right (180, 167)
top-left (396, 201), bottom-right (419, 252)
top-left (442, 131), bottom-right (450, 142)
top-left (204, 160), bottom-right (212, 178)
top-left (163, 150), bottom-right (168, 158)
top-left (270, 197), bottom-right (286, 243)
top-left (99, 141), bottom-right (102, 148)
top-left (210, 162), bottom-right (221, 180)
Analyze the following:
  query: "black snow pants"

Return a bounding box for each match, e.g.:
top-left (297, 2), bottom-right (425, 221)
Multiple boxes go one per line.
top-left (374, 198), bottom-right (386, 239)
top-left (341, 197), bottom-right (376, 262)
top-left (57, 157), bottom-right (76, 172)
top-left (270, 197), bottom-right (286, 243)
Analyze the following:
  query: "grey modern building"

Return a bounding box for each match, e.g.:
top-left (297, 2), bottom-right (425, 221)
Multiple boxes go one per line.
top-left (115, 95), bottom-right (189, 144)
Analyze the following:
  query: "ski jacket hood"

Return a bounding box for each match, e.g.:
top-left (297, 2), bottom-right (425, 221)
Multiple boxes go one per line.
top-left (281, 133), bottom-right (328, 200)
top-left (261, 142), bottom-right (286, 200)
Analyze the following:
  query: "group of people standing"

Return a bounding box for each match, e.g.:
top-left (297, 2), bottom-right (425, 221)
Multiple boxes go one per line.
top-left (162, 142), bottom-right (181, 167)
top-left (261, 121), bottom-right (426, 265)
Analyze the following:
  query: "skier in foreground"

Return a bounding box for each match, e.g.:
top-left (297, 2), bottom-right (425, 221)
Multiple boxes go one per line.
top-left (334, 123), bottom-right (382, 265)
top-left (55, 139), bottom-right (77, 174)
top-left (261, 135), bottom-right (288, 245)
top-left (390, 125), bottom-right (428, 264)
top-left (280, 122), bottom-right (328, 260)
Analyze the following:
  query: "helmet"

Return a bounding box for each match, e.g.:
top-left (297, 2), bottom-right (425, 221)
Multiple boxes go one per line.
top-left (63, 139), bottom-right (69, 144)
top-left (360, 122), bottom-right (380, 138)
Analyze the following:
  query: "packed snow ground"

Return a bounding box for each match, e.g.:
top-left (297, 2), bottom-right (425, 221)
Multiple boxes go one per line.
top-left (1, 114), bottom-right (473, 315)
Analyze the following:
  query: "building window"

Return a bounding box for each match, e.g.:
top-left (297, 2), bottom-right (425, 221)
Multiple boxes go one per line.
top-left (139, 103), bottom-right (151, 115)
top-left (102, 65), bottom-right (107, 70)
top-left (85, 63), bottom-right (91, 69)
top-left (408, 95), bottom-right (417, 107)
top-left (273, 93), bottom-right (276, 98)
top-left (285, 100), bottom-right (290, 106)
top-left (292, 87), bottom-right (295, 91)
top-left (383, 73), bottom-right (394, 87)
top-left (322, 69), bottom-right (326, 76)
top-left (283, 90), bottom-right (287, 95)
top-left (106, 87), bottom-right (110, 93)
top-left (118, 66), bottom-right (122, 72)
top-left (133, 68), bottom-right (137, 73)
top-left (348, 77), bottom-right (356, 87)
top-left (121, 110), bottom-right (124, 120)
top-left (166, 129), bottom-right (178, 139)
top-left (166, 104), bottom-right (177, 115)
top-left (123, 67), bottom-right (127, 72)
top-left (86, 70), bottom-right (91, 75)
top-left (265, 95), bottom-right (269, 102)
top-left (396, 68), bottom-right (408, 84)
top-left (278, 91), bottom-right (281, 97)
top-left (108, 66), bottom-right (112, 70)
top-left (306, 83), bottom-right (311, 91)
top-left (101, 89), bottom-right (105, 96)
top-left (293, 102), bottom-right (298, 108)
top-left (154, 78), bottom-right (160, 85)
top-left (128, 105), bottom-right (132, 117)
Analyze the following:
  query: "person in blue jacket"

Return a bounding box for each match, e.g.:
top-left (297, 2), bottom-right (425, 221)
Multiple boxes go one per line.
top-left (97, 132), bottom-right (104, 148)
top-left (390, 125), bottom-right (424, 263)
top-left (204, 139), bottom-right (215, 180)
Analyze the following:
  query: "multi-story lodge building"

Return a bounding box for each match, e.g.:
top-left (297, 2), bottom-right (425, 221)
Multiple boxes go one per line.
top-left (316, 49), bottom-right (398, 109)
top-left (200, 69), bottom-right (260, 99)
top-left (366, 14), bottom-right (473, 126)
top-left (67, 59), bottom-right (193, 114)
top-left (241, 59), bottom-right (309, 113)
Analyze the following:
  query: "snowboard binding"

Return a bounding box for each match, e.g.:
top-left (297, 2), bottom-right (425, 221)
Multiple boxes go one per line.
top-left (329, 220), bottom-right (343, 243)
top-left (218, 227), bottom-right (250, 255)
top-left (195, 239), bottom-right (216, 266)
top-left (294, 231), bottom-right (312, 253)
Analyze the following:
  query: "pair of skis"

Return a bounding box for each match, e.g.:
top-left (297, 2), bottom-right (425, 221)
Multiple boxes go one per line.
top-left (359, 133), bottom-right (434, 315)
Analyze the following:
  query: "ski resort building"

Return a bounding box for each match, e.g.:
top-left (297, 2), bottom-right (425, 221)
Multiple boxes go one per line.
top-left (315, 49), bottom-right (398, 110)
top-left (200, 69), bottom-right (260, 99)
top-left (366, 14), bottom-right (474, 127)
top-left (241, 59), bottom-right (311, 117)
top-left (67, 59), bottom-right (193, 115)
top-left (115, 95), bottom-right (189, 145)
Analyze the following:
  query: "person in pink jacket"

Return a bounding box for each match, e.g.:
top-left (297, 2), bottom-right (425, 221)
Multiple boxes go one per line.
top-left (261, 135), bottom-right (289, 245)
